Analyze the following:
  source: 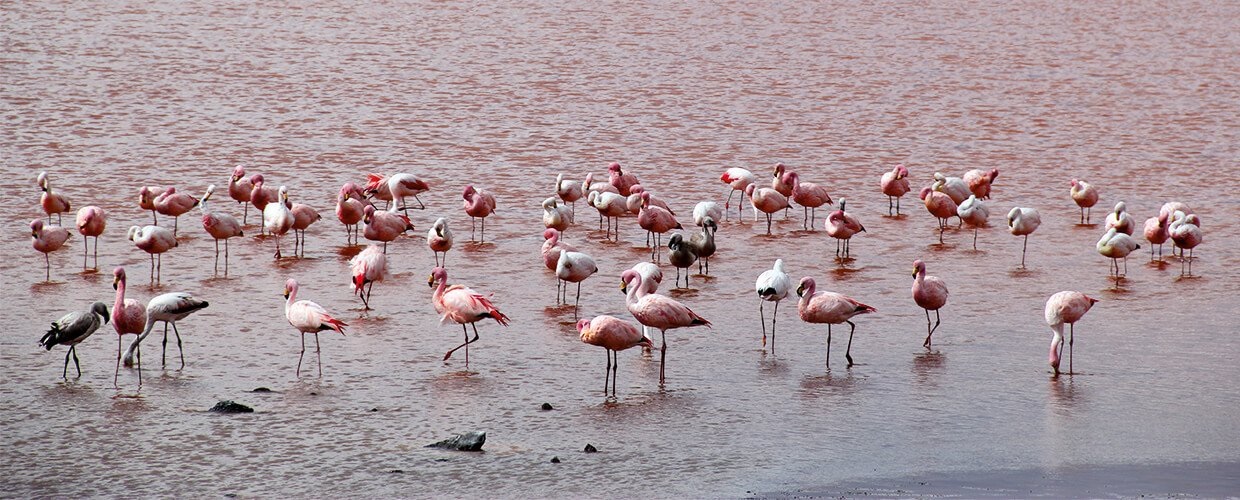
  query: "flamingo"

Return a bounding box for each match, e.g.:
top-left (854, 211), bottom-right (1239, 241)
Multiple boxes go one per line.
top-left (745, 183), bottom-right (788, 235)
top-left (1006, 207), bottom-right (1041, 269)
top-left (249, 174), bottom-right (278, 234)
top-left (1160, 202), bottom-right (1195, 258)
top-left (625, 185), bottom-right (675, 216)
top-left (720, 167), bottom-right (756, 220)
top-left (363, 205), bottom-right (414, 253)
top-left (957, 195), bottom-right (989, 250)
top-left (880, 164), bottom-right (912, 216)
top-left (39, 301), bottom-right (109, 379)
top-left (963, 168), bottom-right (999, 200)
top-left (75, 206), bottom-right (106, 269)
top-left (289, 200), bottom-right (321, 257)
top-left (1104, 202), bottom-right (1136, 236)
top-left (555, 173), bottom-right (583, 221)
top-left (263, 186), bottom-right (294, 259)
top-left (153, 187), bottom-right (199, 237)
top-left (37, 172), bottom-right (72, 225)
top-left (587, 191), bottom-right (627, 241)
top-left (462, 185), bottom-right (497, 242)
top-left (128, 225), bottom-right (177, 283)
top-left (365, 172), bottom-right (430, 216)
top-left (121, 292), bottom-right (209, 370)
top-left (227, 165), bottom-right (253, 224)
top-left (1169, 211), bottom-right (1203, 276)
top-left (692, 202), bottom-right (722, 227)
top-left (111, 267), bottom-right (147, 387)
top-left (608, 162), bottom-right (640, 196)
top-left (667, 233), bottom-right (698, 289)
top-left (783, 171), bottom-right (833, 230)
top-left (349, 244), bottom-right (388, 310)
top-left (1045, 291), bottom-right (1097, 376)
top-left (687, 217), bottom-right (717, 275)
top-left (1070, 179), bottom-right (1099, 224)
top-left (920, 187), bottom-right (958, 244)
top-left (583, 172), bottom-right (619, 195)
top-left (200, 185), bottom-right (243, 273)
top-left (577, 315), bottom-right (653, 397)
top-left (283, 278), bottom-right (348, 377)
top-left (755, 259), bottom-right (792, 350)
top-left (543, 197), bottom-right (571, 234)
top-left (31, 219), bottom-right (70, 281)
top-left (542, 228), bottom-right (578, 271)
top-left (427, 267), bottom-right (511, 364)
top-left (770, 163), bottom-right (794, 198)
top-left (1143, 211), bottom-right (1171, 261)
top-left (932, 172), bottom-right (970, 204)
top-left (638, 192), bottom-right (682, 261)
top-left (796, 276), bottom-right (876, 367)
top-left (556, 250), bottom-right (598, 319)
top-left (825, 199), bottom-right (866, 259)
top-left (427, 217), bottom-right (454, 267)
top-left (621, 269), bottom-right (710, 385)
top-left (1097, 227), bottom-right (1141, 280)
top-left (138, 186), bottom-right (162, 225)
top-left (628, 261), bottom-right (665, 344)
top-left (336, 182), bottom-right (368, 245)
top-left (911, 260), bottom-right (949, 348)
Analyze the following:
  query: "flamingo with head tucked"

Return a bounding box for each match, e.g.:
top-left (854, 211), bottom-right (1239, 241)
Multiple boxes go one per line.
top-left (349, 244), bottom-right (387, 310)
top-left (427, 217), bottom-right (454, 267)
top-left (796, 276), bottom-right (876, 367)
top-left (912, 260), bottom-right (948, 348)
top-left (720, 167), bottom-right (756, 220)
top-left (248, 174), bottom-right (278, 235)
top-left (1169, 211), bottom-right (1203, 276)
top-left (1070, 179), bottom-right (1099, 224)
top-left (75, 206), bottom-right (106, 269)
top-left (227, 165), bottom-right (253, 224)
top-left (128, 225), bottom-right (176, 283)
top-left (880, 164), bottom-right (911, 216)
top-left (1097, 227), bottom-right (1141, 280)
top-left (963, 168), bottom-right (998, 200)
top-left (289, 199), bottom-right (321, 258)
top-left (37, 172), bottom-right (72, 225)
top-left (336, 182), bottom-right (368, 245)
top-left (1045, 291), bottom-right (1097, 376)
top-left (957, 195), bottom-right (989, 250)
top-left (138, 186), bottom-right (162, 225)
top-left (32, 220), bottom-right (71, 281)
top-left (1143, 211), bottom-right (1170, 261)
top-left (588, 191), bottom-right (627, 241)
top-left (825, 199), bottom-right (865, 259)
top-left (463, 185), bottom-right (497, 242)
top-left (428, 267), bottom-right (511, 364)
top-left (1104, 202), bottom-right (1135, 236)
top-left (556, 250), bottom-right (598, 319)
top-left (638, 192), bottom-right (682, 261)
top-left (284, 278), bottom-right (347, 377)
top-left (932, 172), bottom-right (970, 205)
top-left (577, 315), bottom-right (652, 397)
top-left (200, 185), bottom-right (243, 274)
top-left (555, 173), bottom-right (583, 221)
top-left (111, 267), bottom-right (147, 387)
top-left (154, 187), bottom-right (199, 237)
top-left (362, 205), bottom-right (414, 253)
top-left (263, 186), bottom-right (294, 259)
top-left (920, 187), bottom-right (958, 244)
top-left (755, 259), bottom-right (792, 351)
top-left (745, 183), bottom-right (788, 235)
top-left (1007, 207), bottom-right (1041, 269)
top-left (621, 269), bottom-right (710, 385)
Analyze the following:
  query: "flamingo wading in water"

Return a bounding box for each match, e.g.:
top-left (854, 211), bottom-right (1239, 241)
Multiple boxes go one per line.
top-left (39, 302), bottom-right (109, 379)
top-left (128, 225), bottom-right (176, 283)
top-left (957, 195), bottom-right (989, 250)
top-left (755, 259), bottom-right (792, 351)
top-left (200, 185), bottom-right (243, 274)
top-left (1097, 227), bottom-right (1141, 281)
top-left (75, 206), bottom-right (106, 269)
top-left (111, 267), bottom-right (147, 387)
top-left (153, 187), bottom-right (200, 237)
top-left (880, 164), bottom-right (911, 216)
top-left (463, 185), bottom-right (497, 242)
top-left (911, 260), bottom-right (948, 348)
top-left (796, 276), bottom-right (876, 367)
top-left (825, 199), bottom-right (865, 259)
top-left (621, 269), bottom-right (711, 386)
top-left (349, 244), bottom-right (388, 310)
top-left (577, 315), bottom-right (653, 397)
top-left (37, 172), bottom-right (72, 225)
top-left (1070, 179), bottom-right (1099, 224)
top-left (1007, 207), bottom-right (1041, 269)
top-left (263, 186), bottom-right (294, 259)
top-left (428, 267), bottom-right (511, 364)
top-left (720, 167), bottom-right (756, 220)
top-left (122, 292), bottom-right (210, 370)
top-left (227, 165), bottom-right (253, 224)
top-left (284, 278), bottom-right (348, 377)
top-left (31, 219), bottom-right (70, 281)
top-left (1045, 291), bottom-right (1097, 376)
top-left (556, 250), bottom-right (598, 320)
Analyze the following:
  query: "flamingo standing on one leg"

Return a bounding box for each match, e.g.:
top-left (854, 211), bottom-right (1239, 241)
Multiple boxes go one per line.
top-left (556, 250), bottom-right (598, 319)
top-left (963, 168), bottom-right (999, 200)
top-left (111, 267), bottom-right (147, 387)
top-left (349, 244), bottom-right (388, 310)
top-left (39, 301), bottom-right (109, 379)
top-left (911, 260), bottom-right (948, 348)
top-left (587, 191), bottom-right (627, 241)
top-left (1169, 211), bottom-right (1203, 276)
top-left (428, 267), bottom-right (511, 364)
top-left (1046, 291), bottom-right (1097, 376)
top-left (745, 183), bottom-right (788, 235)
top-left (687, 217), bottom-right (717, 275)
top-left (336, 182), bottom-right (368, 246)
top-left (720, 167), bottom-right (756, 220)
top-left (75, 206), bottom-right (106, 269)
top-left (463, 185), bottom-right (497, 242)
top-left (637, 192), bottom-right (681, 261)
top-left (577, 315), bottom-right (653, 397)
top-left (555, 173), bottom-right (583, 222)
top-left (227, 165), bottom-right (253, 225)
top-left (249, 174), bottom-right (278, 235)
top-left (1070, 179), bottom-right (1099, 224)
top-left (362, 205), bottom-right (414, 254)
top-left (796, 276), bottom-right (876, 367)
top-left (1097, 227), bottom-right (1141, 281)
top-left (153, 187), bottom-right (199, 237)
top-left (200, 185), bottom-right (243, 274)
top-left (957, 195), bottom-right (989, 250)
top-left (37, 172), bottom-right (72, 225)
top-left (880, 164), bottom-right (911, 216)
top-left (122, 292), bottom-right (209, 370)
top-left (755, 259), bottom-right (791, 351)
top-left (289, 200), bottom-right (321, 258)
top-left (1007, 207), bottom-right (1041, 269)
top-left (1143, 211), bottom-right (1170, 261)
top-left (263, 186), bottom-right (294, 259)
top-left (825, 199), bottom-right (866, 259)
top-left (128, 225), bottom-right (177, 283)
top-left (427, 217), bottom-right (454, 267)
top-left (621, 269), bottom-right (710, 386)
top-left (31, 219), bottom-right (70, 281)
top-left (284, 278), bottom-right (347, 377)
top-left (783, 171), bottom-right (833, 230)
top-left (1104, 202), bottom-right (1136, 236)
top-left (920, 187), bottom-right (958, 244)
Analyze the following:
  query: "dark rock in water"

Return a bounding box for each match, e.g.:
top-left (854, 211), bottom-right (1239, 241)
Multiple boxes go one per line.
top-left (251, 387), bottom-right (273, 393)
top-left (540, 402), bottom-right (554, 411)
top-left (370, 408), bottom-right (380, 412)
top-left (389, 469), bottom-right (404, 474)
top-left (209, 400), bottom-right (254, 413)
top-left (426, 431), bottom-right (486, 451)
top-left (583, 444), bottom-right (597, 453)
top-left (550, 456), bottom-right (561, 463)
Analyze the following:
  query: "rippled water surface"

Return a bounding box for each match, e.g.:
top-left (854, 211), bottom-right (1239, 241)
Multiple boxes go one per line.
top-left (3, 1), bottom-right (1239, 497)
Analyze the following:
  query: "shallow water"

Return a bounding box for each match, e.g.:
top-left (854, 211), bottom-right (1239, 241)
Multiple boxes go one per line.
top-left (3, 0), bottom-right (1239, 497)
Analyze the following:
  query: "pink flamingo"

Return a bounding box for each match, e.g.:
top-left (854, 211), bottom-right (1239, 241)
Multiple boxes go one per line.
top-left (427, 217), bottom-right (454, 267)
top-left (629, 261), bottom-right (664, 344)
top-left (228, 165), bottom-right (253, 224)
top-left (796, 276), bottom-right (876, 367)
top-left (75, 206), bottom-right (106, 269)
top-left (638, 192), bottom-right (682, 261)
top-left (555, 174), bottom-right (583, 221)
top-left (577, 315), bottom-right (653, 397)
top-left (1070, 179), bottom-right (1099, 224)
top-left (121, 291), bottom-right (210, 370)
top-left (1104, 202), bottom-right (1135, 236)
top-left (37, 172), bottom-right (72, 225)
top-left (755, 259), bottom-right (792, 350)
top-left (957, 195), bottom-right (989, 250)
top-left (366, 172), bottom-right (430, 216)
top-left (932, 172), bottom-right (971, 204)
top-left (825, 199), bottom-right (866, 259)
top-left (1143, 211), bottom-right (1170, 261)
top-left (154, 187), bottom-right (199, 237)
top-left (771, 163), bottom-right (794, 219)
top-left (783, 171), bottom-right (833, 230)
top-left (920, 187), bottom-right (959, 244)
top-left (263, 186), bottom-right (294, 259)
top-left (428, 267), bottom-right (511, 364)
top-left (462, 185), bottom-right (497, 242)
top-left (249, 174), bottom-right (278, 234)
top-left (1160, 202), bottom-right (1195, 258)
top-left (128, 225), bottom-right (177, 283)
top-left (336, 182), bottom-right (368, 245)
top-left (583, 171), bottom-right (619, 195)
top-left (1169, 211), bottom-right (1203, 276)
top-left (880, 164), bottom-right (911, 216)
top-left (621, 269), bottom-right (710, 385)
top-left (290, 200), bottom-right (321, 257)
top-left (363, 205), bottom-right (413, 253)
top-left (200, 185), bottom-right (243, 274)
top-left (111, 267), bottom-right (148, 387)
top-left (911, 260), bottom-right (948, 348)
top-left (1006, 207), bottom-right (1041, 268)
top-left (1045, 291), bottom-right (1097, 376)
top-left (138, 186), bottom-right (162, 225)
top-left (608, 162), bottom-right (640, 196)
top-left (745, 183), bottom-right (788, 235)
top-left (587, 191), bottom-right (627, 241)
top-left (720, 167), bottom-right (756, 220)
top-left (1097, 227), bottom-right (1141, 280)
top-left (284, 278), bottom-right (348, 377)
top-left (625, 184), bottom-right (675, 216)
top-left (963, 168), bottom-right (999, 200)
top-left (542, 228), bottom-right (578, 272)
top-left (556, 250), bottom-right (598, 319)
top-left (31, 219), bottom-right (70, 281)
top-left (349, 244), bottom-right (388, 310)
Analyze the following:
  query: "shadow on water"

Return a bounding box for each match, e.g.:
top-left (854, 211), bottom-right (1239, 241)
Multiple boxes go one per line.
top-left (798, 370), bottom-right (861, 400)
top-left (912, 350), bottom-right (946, 387)
top-left (1047, 375), bottom-right (1087, 415)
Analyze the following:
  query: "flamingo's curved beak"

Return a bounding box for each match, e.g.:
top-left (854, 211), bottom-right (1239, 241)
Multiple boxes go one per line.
top-left (112, 277), bottom-right (119, 290)
top-left (620, 280), bottom-right (628, 294)
top-left (912, 268), bottom-right (918, 278)
top-left (427, 275), bottom-right (435, 288)
top-left (796, 284), bottom-right (805, 297)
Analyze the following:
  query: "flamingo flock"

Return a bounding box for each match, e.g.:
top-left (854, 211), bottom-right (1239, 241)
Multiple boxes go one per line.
top-left (29, 164), bottom-right (1206, 395)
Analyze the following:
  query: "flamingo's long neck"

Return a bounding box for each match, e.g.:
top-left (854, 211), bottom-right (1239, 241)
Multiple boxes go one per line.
top-left (1048, 324), bottom-right (1064, 371)
top-left (113, 278), bottom-right (126, 324)
top-left (285, 286), bottom-right (297, 313)
top-left (625, 275), bottom-right (644, 305)
top-left (433, 277), bottom-right (448, 308)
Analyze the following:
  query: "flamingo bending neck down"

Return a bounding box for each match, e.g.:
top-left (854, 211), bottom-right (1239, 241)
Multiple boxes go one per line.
top-left (1045, 291), bottom-right (1097, 376)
